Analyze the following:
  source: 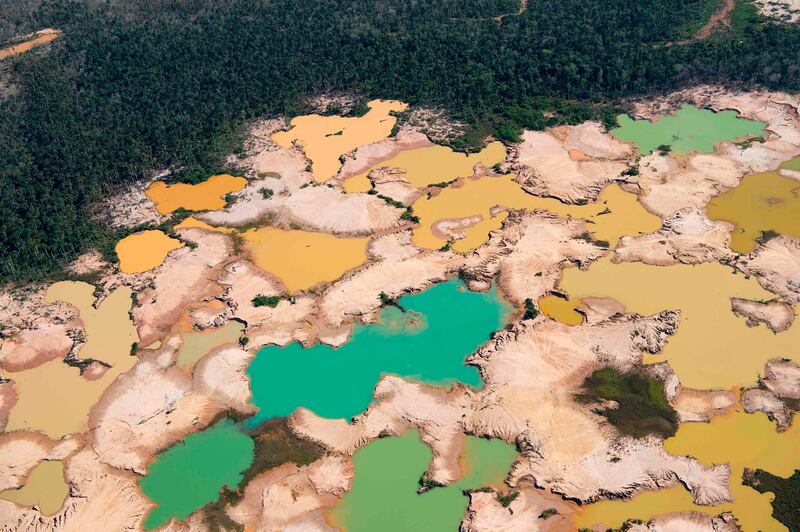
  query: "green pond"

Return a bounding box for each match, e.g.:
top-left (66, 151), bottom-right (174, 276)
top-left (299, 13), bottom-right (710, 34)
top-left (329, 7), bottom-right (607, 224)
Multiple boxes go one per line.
top-left (329, 430), bottom-right (518, 531)
top-left (139, 419), bottom-right (254, 530)
top-left (611, 104), bottom-right (766, 155)
top-left (247, 278), bottom-right (509, 423)
top-left (781, 155), bottom-right (800, 170)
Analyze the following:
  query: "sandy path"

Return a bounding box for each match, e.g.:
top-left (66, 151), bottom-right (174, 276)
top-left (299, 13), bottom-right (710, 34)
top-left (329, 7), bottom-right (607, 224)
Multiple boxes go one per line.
top-left (667, 0), bottom-right (735, 46)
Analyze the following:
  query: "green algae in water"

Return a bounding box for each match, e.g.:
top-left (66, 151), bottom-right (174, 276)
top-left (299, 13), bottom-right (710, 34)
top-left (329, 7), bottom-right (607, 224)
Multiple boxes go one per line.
top-left (247, 278), bottom-right (509, 423)
top-left (329, 430), bottom-right (518, 531)
top-left (139, 419), bottom-right (254, 530)
top-left (612, 104), bottom-right (766, 155)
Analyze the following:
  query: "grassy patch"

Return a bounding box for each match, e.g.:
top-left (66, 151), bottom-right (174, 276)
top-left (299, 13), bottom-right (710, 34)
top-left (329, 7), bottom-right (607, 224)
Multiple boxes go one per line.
top-left (496, 490), bottom-right (519, 507)
top-left (252, 294), bottom-right (281, 308)
top-left (523, 298), bottom-right (538, 320)
top-left (576, 368), bottom-right (678, 438)
top-left (242, 418), bottom-right (326, 485)
top-left (743, 468), bottom-right (800, 531)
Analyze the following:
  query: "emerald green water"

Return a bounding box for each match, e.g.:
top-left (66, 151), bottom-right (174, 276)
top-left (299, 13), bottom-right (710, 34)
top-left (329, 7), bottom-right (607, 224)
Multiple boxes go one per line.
top-left (247, 278), bottom-right (509, 423)
top-left (139, 419), bottom-right (254, 530)
top-left (329, 430), bottom-right (518, 531)
top-left (612, 104), bottom-right (766, 155)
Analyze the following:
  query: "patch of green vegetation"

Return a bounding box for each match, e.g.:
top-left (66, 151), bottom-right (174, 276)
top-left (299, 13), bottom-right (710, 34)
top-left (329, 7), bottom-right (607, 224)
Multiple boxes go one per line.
top-left (259, 187), bottom-right (273, 199)
top-left (251, 294), bottom-right (281, 308)
top-left (376, 193), bottom-right (405, 209)
top-left (347, 98), bottom-right (371, 118)
top-left (622, 165), bottom-right (640, 177)
top-left (743, 468), bottom-right (800, 531)
top-left (400, 207), bottom-right (420, 223)
top-left (539, 507), bottom-right (558, 519)
top-left (496, 490), bottom-right (519, 507)
top-left (419, 471), bottom-right (445, 492)
top-left (523, 298), bottom-right (538, 320)
top-left (200, 488), bottom-right (244, 532)
top-left (379, 291), bottom-right (406, 312)
top-left (242, 418), bottom-right (326, 485)
top-left (671, 0), bottom-right (725, 40)
top-left (576, 368), bottom-right (678, 438)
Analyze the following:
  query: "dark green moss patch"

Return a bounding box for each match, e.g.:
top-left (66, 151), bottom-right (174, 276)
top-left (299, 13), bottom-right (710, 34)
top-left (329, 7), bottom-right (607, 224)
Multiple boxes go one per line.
top-left (539, 508), bottom-right (558, 519)
top-left (252, 294), bottom-right (281, 308)
top-left (496, 490), bottom-right (519, 507)
top-left (743, 468), bottom-right (800, 531)
top-left (419, 471), bottom-right (445, 492)
top-left (576, 368), bottom-right (678, 438)
top-left (523, 298), bottom-right (538, 320)
top-left (242, 417), bottom-right (326, 486)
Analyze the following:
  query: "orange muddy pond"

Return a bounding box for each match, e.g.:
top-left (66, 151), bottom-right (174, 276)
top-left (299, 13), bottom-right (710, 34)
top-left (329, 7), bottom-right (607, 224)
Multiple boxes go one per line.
top-left (411, 176), bottom-right (661, 252)
top-left (243, 227), bottom-right (368, 292)
top-left (272, 100), bottom-right (407, 182)
top-left (116, 230), bottom-right (182, 273)
top-left (145, 174), bottom-right (247, 214)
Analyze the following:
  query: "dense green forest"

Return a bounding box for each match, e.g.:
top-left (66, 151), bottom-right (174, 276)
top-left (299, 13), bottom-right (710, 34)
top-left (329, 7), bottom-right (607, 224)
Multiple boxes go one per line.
top-left (0, 0), bottom-right (799, 281)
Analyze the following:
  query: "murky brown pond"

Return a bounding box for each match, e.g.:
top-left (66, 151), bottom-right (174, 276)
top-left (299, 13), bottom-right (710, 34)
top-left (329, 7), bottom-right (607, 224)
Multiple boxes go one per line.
top-left (176, 322), bottom-right (245, 371)
top-left (707, 170), bottom-right (800, 254)
top-left (0, 460), bottom-right (68, 516)
top-left (5, 282), bottom-right (138, 437)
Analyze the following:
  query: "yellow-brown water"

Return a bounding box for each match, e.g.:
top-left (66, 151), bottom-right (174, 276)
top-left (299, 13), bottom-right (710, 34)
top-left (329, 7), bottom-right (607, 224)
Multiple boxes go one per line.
top-left (0, 460), bottom-right (68, 516)
top-left (115, 229), bottom-right (182, 273)
top-left (342, 141), bottom-right (506, 193)
top-left (538, 295), bottom-right (585, 325)
top-left (574, 410), bottom-right (800, 532)
top-left (243, 227), bottom-right (368, 292)
top-left (0, 30), bottom-right (60, 60)
top-left (176, 322), bottom-right (245, 371)
top-left (552, 257), bottom-right (800, 389)
top-left (5, 281), bottom-right (138, 438)
top-left (707, 171), bottom-right (800, 254)
top-left (411, 176), bottom-right (662, 252)
top-left (145, 174), bottom-right (247, 214)
top-left (272, 100), bottom-right (407, 182)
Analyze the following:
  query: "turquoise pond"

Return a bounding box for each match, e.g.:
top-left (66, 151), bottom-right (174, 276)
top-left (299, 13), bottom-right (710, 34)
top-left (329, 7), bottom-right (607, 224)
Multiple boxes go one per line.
top-left (246, 278), bottom-right (510, 423)
top-left (139, 419), bottom-right (254, 530)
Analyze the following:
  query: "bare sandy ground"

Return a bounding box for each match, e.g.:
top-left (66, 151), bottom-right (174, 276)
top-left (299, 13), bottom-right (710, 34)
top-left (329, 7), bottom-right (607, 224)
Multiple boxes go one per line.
top-left (754, 0), bottom-right (800, 23)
